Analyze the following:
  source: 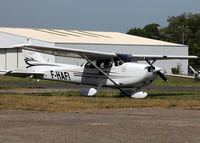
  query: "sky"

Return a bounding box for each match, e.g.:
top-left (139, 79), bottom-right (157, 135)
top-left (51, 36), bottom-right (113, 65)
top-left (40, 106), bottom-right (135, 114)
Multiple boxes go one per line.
top-left (0, 0), bottom-right (199, 33)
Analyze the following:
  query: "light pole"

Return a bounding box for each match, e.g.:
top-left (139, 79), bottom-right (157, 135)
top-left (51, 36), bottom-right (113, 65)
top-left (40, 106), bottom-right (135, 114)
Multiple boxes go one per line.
top-left (179, 25), bottom-right (188, 45)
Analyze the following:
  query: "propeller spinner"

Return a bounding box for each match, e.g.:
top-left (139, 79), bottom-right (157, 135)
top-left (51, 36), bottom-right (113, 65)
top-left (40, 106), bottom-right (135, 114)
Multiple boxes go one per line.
top-left (145, 59), bottom-right (168, 83)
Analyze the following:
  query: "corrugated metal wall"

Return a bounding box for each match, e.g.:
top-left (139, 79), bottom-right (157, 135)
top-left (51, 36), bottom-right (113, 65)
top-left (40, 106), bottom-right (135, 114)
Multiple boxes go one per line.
top-left (0, 49), bottom-right (6, 70)
top-left (0, 31), bottom-right (189, 74)
top-left (0, 32), bottom-right (55, 70)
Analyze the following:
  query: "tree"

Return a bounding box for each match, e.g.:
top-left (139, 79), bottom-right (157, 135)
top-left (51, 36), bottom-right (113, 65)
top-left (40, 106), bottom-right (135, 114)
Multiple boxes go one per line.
top-left (127, 13), bottom-right (200, 69)
top-left (171, 63), bottom-right (182, 74)
top-left (127, 23), bottom-right (161, 40)
top-left (127, 28), bottom-right (145, 37)
top-left (143, 23), bottom-right (160, 39)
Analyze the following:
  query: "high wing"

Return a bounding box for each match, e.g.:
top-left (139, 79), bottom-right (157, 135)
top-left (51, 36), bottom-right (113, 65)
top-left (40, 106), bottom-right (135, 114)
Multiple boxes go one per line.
top-left (131, 54), bottom-right (198, 60)
top-left (13, 44), bottom-right (117, 60)
top-left (12, 44), bottom-right (198, 61)
top-left (0, 70), bottom-right (44, 78)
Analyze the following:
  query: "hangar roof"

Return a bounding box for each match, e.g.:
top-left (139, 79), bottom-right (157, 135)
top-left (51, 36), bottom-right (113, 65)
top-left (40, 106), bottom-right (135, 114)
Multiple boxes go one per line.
top-left (0, 27), bottom-right (182, 46)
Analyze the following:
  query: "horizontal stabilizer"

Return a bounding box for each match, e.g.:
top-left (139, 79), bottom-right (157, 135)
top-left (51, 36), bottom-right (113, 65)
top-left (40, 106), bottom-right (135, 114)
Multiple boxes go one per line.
top-left (165, 73), bottom-right (195, 79)
top-left (0, 70), bottom-right (44, 78)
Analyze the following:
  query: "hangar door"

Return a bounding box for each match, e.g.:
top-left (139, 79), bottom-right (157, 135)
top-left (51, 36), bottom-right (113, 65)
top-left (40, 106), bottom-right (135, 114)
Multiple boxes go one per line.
top-left (6, 49), bottom-right (18, 70)
top-left (0, 49), bottom-right (6, 70)
top-left (0, 48), bottom-right (19, 70)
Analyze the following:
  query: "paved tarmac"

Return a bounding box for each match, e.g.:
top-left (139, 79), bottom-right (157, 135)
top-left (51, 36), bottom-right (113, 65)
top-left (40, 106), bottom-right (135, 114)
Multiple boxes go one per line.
top-left (0, 109), bottom-right (200, 143)
top-left (0, 82), bottom-right (200, 143)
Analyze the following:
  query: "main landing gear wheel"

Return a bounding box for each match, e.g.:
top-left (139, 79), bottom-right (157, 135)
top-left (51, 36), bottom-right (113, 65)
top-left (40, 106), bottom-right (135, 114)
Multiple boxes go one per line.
top-left (80, 88), bottom-right (97, 96)
top-left (120, 89), bottom-right (148, 98)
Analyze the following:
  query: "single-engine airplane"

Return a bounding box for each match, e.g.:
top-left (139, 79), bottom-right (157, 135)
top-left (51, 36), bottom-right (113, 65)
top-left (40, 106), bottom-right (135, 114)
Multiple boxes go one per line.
top-left (0, 43), bottom-right (198, 98)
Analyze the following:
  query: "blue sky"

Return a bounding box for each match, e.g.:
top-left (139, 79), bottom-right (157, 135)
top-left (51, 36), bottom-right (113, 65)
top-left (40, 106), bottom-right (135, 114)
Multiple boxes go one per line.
top-left (0, 0), bottom-right (199, 33)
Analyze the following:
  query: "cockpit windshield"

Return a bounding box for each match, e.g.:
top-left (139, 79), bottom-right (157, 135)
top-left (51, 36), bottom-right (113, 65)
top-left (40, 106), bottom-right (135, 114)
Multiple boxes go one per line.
top-left (116, 54), bottom-right (137, 63)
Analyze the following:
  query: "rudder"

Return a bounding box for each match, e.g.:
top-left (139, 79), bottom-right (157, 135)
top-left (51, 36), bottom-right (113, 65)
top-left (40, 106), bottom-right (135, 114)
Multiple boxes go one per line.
top-left (22, 49), bottom-right (46, 69)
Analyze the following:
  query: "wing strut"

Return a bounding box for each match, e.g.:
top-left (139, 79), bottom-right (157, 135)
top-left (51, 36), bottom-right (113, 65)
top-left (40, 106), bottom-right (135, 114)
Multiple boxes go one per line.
top-left (81, 54), bottom-right (128, 97)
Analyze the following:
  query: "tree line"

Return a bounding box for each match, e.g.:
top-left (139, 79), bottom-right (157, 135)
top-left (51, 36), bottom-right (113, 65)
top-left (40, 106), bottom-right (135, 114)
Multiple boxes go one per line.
top-left (127, 13), bottom-right (200, 69)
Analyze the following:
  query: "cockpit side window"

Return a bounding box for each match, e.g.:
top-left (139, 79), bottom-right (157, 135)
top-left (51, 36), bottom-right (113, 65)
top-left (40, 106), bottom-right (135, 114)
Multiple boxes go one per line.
top-left (113, 57), bottom-right (123, 66)
top-left (96, 59), bottom-right (112, 68)
top-left (85, 61), bottom-right (96, 68)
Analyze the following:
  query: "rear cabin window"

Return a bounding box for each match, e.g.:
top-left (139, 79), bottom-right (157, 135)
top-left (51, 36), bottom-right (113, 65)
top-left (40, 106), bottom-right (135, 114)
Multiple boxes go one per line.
top-left (96, 59), bottom-right (112, 68)
top-left (85, 59), bottom-right (113, 69)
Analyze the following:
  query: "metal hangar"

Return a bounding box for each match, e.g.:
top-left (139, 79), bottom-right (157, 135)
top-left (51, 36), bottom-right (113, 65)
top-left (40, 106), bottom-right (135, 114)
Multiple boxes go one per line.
top-left (0, 27), bottom-right (188, 74)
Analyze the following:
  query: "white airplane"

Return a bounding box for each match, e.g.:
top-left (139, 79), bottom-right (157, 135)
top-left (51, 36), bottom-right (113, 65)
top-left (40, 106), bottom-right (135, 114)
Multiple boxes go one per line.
top-left (189, 66), bottom-right (200, 79)
top-left (166, 66), bottom-right (200, 80)
top-left (0, 43), bottom-right (198, 98)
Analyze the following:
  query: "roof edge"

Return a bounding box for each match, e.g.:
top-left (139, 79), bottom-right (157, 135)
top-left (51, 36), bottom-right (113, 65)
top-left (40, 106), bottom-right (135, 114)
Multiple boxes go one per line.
top-left (55, 42), bottom-right (187, 47)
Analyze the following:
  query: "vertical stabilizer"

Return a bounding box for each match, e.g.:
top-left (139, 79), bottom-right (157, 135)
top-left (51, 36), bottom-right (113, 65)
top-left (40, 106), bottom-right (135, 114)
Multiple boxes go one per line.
top-left (189, 66), bottom-right (196, 74)
top-left (22, 49), bottom-right (46, 71)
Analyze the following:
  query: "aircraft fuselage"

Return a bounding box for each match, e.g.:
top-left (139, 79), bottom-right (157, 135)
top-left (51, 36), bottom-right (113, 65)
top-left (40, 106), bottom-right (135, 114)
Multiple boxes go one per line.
top-left (38, 62), bottom-right (158, 88)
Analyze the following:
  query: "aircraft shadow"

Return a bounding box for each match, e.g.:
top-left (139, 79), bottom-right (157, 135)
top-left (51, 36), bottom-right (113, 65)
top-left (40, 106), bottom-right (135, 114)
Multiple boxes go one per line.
top-left (94, 95), bottom-right (126, 98)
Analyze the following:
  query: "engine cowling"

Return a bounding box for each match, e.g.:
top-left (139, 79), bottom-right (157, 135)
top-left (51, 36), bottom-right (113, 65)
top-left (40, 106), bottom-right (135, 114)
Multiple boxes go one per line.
top-left (80, 88), bottom-right (97, 96)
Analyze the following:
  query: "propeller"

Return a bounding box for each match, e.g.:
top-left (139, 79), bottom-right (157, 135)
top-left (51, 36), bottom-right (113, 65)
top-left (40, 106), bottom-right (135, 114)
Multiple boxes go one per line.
top-left (145, 59), bottom-right (168, 83)
top-left (157, 71), bottom-right (168, 82)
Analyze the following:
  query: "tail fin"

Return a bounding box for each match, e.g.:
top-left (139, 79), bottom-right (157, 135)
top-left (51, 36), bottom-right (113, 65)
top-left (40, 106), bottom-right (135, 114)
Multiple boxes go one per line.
top-left (22, 49), bottom-right (46, 70)
top-left (189, 65), bottom-right (200, 79)
top-left (189, 66), bottom-right (196, 74)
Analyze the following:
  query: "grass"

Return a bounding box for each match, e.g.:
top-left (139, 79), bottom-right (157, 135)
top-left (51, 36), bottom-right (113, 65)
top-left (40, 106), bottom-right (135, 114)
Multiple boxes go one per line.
top-left (0, 75), bottom-right (200, 112)
top-left (1, 75), bottom-right (200, 87)
top-left (0, 75), bottom-right (68, 84)
top-left (152, 76), bottom-right (200, 87)
top-left (0, 75), bottom-right (35, 83)
top-left (0, 85), bottom-right (44, 89)
top-left (1, 74), bottom-right (200, 89)
top-left (0, 90), bottom-right (200, 112)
